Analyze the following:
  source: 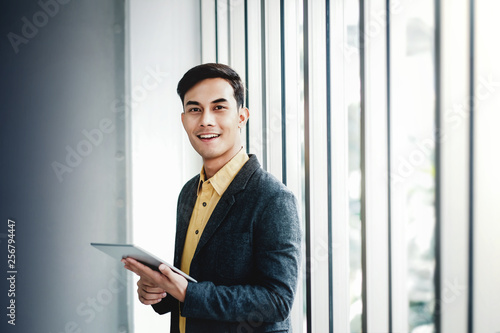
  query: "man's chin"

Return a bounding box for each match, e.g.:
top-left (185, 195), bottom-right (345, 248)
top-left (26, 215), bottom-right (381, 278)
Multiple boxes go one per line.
top-left (195, 149), bottom-right (220, 161)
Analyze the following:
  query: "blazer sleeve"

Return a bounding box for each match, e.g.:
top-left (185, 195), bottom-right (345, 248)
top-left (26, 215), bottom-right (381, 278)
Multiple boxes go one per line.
top-left (151, 292), bottom-right (178, 315)
top-left (180, 190), bottom-right (301, 323)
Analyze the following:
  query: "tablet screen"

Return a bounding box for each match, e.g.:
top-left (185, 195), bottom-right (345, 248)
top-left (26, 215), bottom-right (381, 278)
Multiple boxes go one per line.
top-left (91, 243), bottom-right (197, 283)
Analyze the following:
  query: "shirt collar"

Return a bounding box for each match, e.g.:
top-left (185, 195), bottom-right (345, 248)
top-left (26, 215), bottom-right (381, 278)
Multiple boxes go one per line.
top-left (197, 148), bottom-right (249, 196)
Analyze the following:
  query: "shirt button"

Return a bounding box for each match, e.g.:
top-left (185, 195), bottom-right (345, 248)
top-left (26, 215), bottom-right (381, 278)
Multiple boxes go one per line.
top-left (202, 202), bottom-right (207, 207)
top-left (195, 230), bottom-right (199, 235)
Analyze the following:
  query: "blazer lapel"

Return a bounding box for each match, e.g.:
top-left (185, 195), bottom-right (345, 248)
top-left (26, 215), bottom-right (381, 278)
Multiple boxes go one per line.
top-left (192, 155), bottom-right (260, 259)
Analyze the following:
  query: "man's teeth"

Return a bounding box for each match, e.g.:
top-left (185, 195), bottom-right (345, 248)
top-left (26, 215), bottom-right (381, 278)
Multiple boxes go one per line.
top-left (199, 134), bottom-right (219, 139)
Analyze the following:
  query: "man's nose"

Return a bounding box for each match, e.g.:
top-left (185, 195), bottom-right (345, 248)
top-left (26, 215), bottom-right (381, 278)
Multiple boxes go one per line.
top-left (200, 110), bottom-right (215, 127)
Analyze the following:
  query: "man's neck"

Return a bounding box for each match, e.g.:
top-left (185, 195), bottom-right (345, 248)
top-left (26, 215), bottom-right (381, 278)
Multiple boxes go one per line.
top-left (203, 147), bottom-right (242, 179)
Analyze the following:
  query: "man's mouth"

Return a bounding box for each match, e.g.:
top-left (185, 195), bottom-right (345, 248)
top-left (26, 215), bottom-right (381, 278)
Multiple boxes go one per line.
top-left (197, 134), bottom-right (220, 140)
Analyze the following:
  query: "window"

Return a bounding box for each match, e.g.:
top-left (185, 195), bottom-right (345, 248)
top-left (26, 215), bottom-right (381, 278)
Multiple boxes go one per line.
top-left (191, 0), bottom-right (500, 332)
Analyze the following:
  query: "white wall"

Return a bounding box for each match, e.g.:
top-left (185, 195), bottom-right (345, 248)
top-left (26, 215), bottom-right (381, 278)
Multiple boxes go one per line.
top-left (127, 1), bottom-right (201, 332)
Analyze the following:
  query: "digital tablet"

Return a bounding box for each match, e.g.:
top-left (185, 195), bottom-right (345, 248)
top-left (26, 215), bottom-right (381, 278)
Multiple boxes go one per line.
top-left (91, 243), bottom-right (197, 283)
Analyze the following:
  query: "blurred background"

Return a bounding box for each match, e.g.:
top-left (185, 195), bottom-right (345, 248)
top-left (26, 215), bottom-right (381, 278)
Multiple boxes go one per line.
top-left (1, 0), bottom-right (499, 332)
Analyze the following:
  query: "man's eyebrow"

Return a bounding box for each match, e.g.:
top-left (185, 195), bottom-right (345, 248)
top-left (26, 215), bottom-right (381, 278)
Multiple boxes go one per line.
top-left (211, 98), bottom-right (228, 104)
top-left (185, 100), bottom-right (200, 106)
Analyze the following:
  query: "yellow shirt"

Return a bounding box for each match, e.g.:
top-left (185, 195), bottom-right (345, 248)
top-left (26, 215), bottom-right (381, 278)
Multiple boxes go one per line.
top-left (179, 148), bottom-right (249, 332)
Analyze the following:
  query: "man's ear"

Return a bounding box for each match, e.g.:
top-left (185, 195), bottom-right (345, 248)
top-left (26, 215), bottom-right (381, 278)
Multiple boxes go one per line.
top-left (238, 107), bottom-right (250, 128)
top-left (181, 111), bottom-right (186, 129)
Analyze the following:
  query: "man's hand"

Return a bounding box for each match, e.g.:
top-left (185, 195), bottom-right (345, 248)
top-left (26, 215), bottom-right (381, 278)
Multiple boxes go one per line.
top-left (136, 276), bottom-right (167, 305)
top-left (121, 257), bottom-right (188, 303)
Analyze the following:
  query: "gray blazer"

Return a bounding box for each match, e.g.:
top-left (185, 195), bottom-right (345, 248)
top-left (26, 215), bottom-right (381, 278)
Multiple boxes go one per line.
top-left (152, 154), bottom-right (301, 333)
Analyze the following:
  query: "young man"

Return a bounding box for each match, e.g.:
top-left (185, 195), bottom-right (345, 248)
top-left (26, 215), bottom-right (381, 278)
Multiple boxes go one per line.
top-left (122, 63), bottom-right (301, 332)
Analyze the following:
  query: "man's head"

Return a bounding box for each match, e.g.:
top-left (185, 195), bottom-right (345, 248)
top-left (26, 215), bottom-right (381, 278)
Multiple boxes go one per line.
top-left (177, 63), bottom-right (245, 109)
top-left (178, 63), bottom-right (249, 176)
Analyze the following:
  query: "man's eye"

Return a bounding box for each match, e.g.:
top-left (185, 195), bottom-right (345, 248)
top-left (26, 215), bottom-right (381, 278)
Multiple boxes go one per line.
top-left (214, 105), bottom-right (225, 110)
top-left (189, 108), bottom-right (201, 112)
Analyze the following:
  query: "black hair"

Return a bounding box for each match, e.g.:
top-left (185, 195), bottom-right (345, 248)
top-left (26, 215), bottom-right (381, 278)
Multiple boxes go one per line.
top-left (177, 63), bottom-right (245, 108)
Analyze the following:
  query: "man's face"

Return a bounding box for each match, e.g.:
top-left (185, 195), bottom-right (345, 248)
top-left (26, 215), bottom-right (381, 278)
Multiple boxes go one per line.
top-left (181, 78), bottom-right (249, 165)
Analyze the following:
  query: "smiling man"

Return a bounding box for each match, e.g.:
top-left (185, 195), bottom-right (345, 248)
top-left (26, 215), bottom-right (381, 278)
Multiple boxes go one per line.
top-left (122, 63), bottom-right (301, 333)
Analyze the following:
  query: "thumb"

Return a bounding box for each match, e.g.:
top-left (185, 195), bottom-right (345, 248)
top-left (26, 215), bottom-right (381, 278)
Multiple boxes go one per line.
top-left (159, 264), bottom-right (172, 277)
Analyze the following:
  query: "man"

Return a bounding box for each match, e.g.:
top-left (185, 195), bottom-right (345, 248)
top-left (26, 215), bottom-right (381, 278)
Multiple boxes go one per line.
top-left (122, 63), bottom-right (301, 332)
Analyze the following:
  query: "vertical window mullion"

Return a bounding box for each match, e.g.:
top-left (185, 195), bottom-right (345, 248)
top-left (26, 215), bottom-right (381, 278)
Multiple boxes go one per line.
top-left (360, 0), bottom-right (390, 332)
top-left (472, 1), bottom-right (500, 332)
top-left (201, 0), bottom-right (217, 63)
top-left (216, 0), bottom-right (229, 64)
top-left (302, 0), bottom-right (312, 330)
top-left (228, 0), bottom-right (247, 150)
top-left (246, 0), bottom-right (264, 163)
top-left (244, 0), bottom-right (250, 151)
top-left (467, 1), bottom-right (475, 333)
top-left (263, 0), bottom-right (283, 179)
top-left (281, 0), bottom-right (287, 185)
top-left (387, 0), bottom-right (408, 329)
top-left (389, 0), bottom-right (438, 332)
top-left (434, 0), bottom-right (442, 332)
top-left (283, 0), bottom-right (306, 331)
top-left (328, 0), bottom-right (351, 330)
top-left (440, 0), bottom-right (473, 323)
top-left (260, 0), bottom-right (268, 170)
top-left (304, 0), bottom-right (330, 331)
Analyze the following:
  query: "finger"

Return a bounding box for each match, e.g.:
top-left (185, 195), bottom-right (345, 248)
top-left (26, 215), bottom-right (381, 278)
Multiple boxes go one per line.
top-left (122, 258), bottom-right (162, 280)
top-left (138, 288), bottom-right (166, 305)
top-left (159, 264), bottom-right (186, 283)
top-left (137, 278), bottom-right (162, 290)
top-left (121, 258), bottom-right (140, 274)
top-left (122, 257), bottom-right (147, 273)
top-left (137, 280), bottom-right (166, 294)
top-left (121, 259), bottom-right (136, 273)
top-left (138, 285), bottom-right (167, 299)
top-left (158, 264), bottom-right (173, 278)
top-left (136, 272), bottom-right (159, 287)
top-left (136, 279), bottom-right (167, 306)
top-left (158, 264), bottom-right (188, 302)
top-left (122, 257), bottom-right (147, 269)
top-left (138, 293), bottom-right (165, 305)
top-left (139, 287), bottom-right (166, 298)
